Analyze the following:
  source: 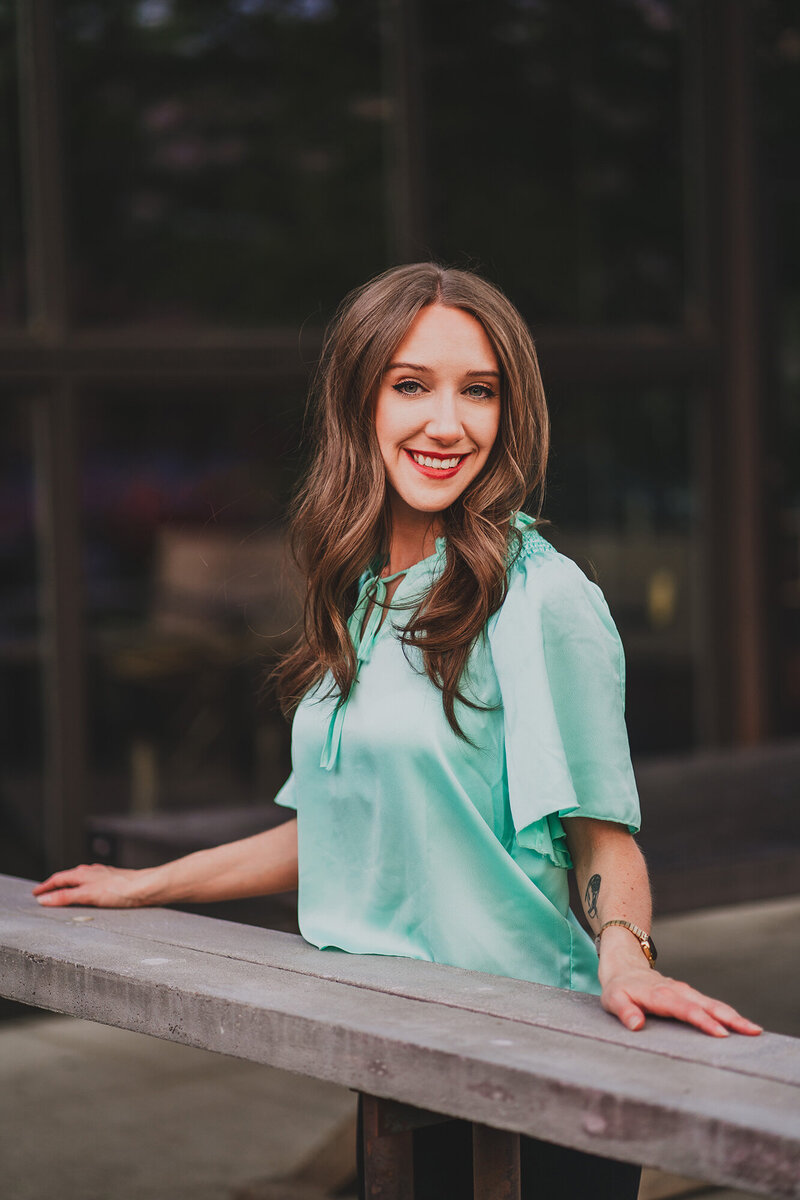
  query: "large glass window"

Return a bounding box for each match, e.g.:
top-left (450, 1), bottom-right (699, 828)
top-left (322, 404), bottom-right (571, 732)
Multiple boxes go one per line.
top-left (82, 387), bottom-right (305, 820)
top-left (57, 0), bottom-right (387, 328)
top-left (0, 2), bottom-right (25, 325)
top-left (423, 0), bottom-right (686, 326)
top-left (2, 0), bottom-right (789, 879)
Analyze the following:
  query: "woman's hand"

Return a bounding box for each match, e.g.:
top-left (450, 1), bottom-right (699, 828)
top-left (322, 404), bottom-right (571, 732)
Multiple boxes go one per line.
top-left (599, 945), bottom-right (762, 1038)
top-left (564, 817), bottom-right (763, 1038)
top-left (31, 819), bottom-right (299, 910)
top-left (32, 863), bottom-right (151, 909)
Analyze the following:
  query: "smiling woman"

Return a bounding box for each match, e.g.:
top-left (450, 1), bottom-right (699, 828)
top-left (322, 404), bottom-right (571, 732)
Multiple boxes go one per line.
top-left (33, 262), bottom-right (761, 1200)
top-left (260, 264), bottom-right (551, 748)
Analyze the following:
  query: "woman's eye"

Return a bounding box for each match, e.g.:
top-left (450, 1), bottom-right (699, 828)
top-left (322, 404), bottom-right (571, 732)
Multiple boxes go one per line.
top-left (464, 383), bottom-right (496, 400)
top-left (393, 380), bottom-right (425, 396)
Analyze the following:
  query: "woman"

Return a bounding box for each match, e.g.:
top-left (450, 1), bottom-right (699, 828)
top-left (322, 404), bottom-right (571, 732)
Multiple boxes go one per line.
top-left (33, 263), bottom-right (761, 1199)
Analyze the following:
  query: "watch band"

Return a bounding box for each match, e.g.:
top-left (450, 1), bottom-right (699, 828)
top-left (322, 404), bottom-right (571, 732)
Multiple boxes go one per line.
top-left (595, 920), bottom-right (658, 967)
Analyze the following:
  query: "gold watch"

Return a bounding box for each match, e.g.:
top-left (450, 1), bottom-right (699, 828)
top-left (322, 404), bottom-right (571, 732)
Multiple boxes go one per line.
top-left (595, 920), bottom-right (657, 967)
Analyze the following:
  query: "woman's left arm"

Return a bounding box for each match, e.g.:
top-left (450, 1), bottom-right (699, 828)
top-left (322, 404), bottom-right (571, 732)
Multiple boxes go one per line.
top-left (563, 816), bottom-right (762, 1038)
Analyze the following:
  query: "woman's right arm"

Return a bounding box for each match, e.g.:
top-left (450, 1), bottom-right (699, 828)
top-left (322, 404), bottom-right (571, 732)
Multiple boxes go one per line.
top-left (31, 817), bottom-right (299, 909)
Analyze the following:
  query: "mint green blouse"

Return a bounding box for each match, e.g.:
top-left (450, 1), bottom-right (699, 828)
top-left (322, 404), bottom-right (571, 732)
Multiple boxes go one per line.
top-left (274, 511), bottom-right (641, 993)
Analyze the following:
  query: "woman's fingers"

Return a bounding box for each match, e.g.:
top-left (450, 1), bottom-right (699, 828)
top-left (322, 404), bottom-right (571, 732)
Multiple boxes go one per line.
top-left (704, 999), bottom-right (763, 1036)
top-left (663, 988), bottom-right (762, 1036)
top-left (603, 989), bottom-right (646, 1032)
top-left (32, 868), bottom-right (88, 897)
top-left (603, 972), bottom-right (763, 1038)
top-left (32, 863), bottom-right (140, 908)
top-left (640, 981), bottom-right (731, 1036)
top-left (643, 981), bottom-right (762, 1036)
top-left (35, 884), bottom-right (92, 907)
top-left (33, 873), bottom-right (93, 905)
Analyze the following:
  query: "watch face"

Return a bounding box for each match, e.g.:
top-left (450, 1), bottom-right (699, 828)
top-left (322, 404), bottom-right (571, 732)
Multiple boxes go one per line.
top-left (642, 936), bottom-right (658, 964)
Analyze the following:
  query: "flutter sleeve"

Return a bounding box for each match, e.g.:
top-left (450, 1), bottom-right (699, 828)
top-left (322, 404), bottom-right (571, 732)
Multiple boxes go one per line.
top-left (487, 542), bottom-right (641, 869)
top-left (272, 770), bottom-right (297, 810)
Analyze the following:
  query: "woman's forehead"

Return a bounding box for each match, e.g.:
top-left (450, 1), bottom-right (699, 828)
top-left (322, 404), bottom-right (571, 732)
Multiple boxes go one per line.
top-left (387, 304), bottom-right (498, 372)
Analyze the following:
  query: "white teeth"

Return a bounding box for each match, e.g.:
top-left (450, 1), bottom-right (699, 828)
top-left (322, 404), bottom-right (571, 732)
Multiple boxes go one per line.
top-left (410, 452), bottom-right (462, 469)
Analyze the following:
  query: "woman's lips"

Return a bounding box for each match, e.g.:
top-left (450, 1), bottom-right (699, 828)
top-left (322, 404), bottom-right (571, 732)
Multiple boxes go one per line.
top-left (404, 449), bottom-right (469, 479)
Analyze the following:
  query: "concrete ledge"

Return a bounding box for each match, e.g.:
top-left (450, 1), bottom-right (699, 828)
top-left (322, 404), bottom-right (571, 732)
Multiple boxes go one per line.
top-left (1, 874), bottom-right (799, 1197)
top-left (635, 739), bottom-right (800, 913)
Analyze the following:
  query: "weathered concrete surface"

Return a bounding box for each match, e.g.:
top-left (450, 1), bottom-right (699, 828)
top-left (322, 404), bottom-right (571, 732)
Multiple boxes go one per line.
top-left (653, 895), bottom-right (800, 1038)
top-left (2, 875), bottom-right (799, 1196)
top-left (633, 738), bottom-right (800, 913)
top-left (0, 875), bottom-right (792, 1078)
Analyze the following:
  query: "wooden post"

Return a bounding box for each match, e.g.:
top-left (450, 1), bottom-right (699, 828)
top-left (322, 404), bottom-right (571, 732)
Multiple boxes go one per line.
top-left (18, 0), bottom-right (88, 871)
top-left (32, 384), bottom-right (87, 871)
top-left (689, 0), bottom-right (769, 745)
top-left (360, 1093), bottom-right (415, 1200)
top-left (472, 1123), bottom-right (521, 1200)
top-left (381, 0), bottom-right (428, 262)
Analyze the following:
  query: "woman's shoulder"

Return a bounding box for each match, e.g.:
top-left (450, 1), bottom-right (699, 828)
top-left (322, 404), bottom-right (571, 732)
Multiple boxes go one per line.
top-left (497, 513), bottom-right (613, 630)
top-left (506, 511), bottom-right (558, 567)
top-left (490, 516), bottom-right (626, 698)
top-left (506, 512), bottom-right (589, 592)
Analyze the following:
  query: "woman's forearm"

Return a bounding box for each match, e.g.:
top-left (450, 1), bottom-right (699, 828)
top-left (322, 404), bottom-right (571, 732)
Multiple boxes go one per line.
top-left (136, 818), bottom-right (299, 906)
top-left (564, 816), bottom-right (654, 980)
top-left (32, 818), bottom-right (299, 910)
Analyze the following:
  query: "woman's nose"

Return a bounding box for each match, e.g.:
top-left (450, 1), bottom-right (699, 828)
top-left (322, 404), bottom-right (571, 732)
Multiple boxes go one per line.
top-left (425, 392), bottom-right (464, 441)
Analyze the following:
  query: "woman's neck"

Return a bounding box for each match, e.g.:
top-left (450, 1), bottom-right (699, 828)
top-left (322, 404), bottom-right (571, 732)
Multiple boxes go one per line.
top-left (383, 509), bottom-right (442, 577)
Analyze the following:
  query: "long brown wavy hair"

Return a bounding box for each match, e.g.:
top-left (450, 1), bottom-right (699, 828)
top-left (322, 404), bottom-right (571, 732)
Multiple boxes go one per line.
top-left (273, 262), bottom-right (550, 742)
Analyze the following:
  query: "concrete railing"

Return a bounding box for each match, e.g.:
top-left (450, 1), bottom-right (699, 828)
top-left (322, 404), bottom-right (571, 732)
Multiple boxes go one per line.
top-left (1, 873), bottom-right (799, 1198)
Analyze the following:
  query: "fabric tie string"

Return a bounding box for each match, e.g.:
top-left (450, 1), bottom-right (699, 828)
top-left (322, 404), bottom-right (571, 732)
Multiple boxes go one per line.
top-left (319, 570), bottom-right (399, 772)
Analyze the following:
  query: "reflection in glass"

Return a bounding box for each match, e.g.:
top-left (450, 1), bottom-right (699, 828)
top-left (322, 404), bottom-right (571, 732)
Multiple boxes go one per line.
top-left (58, 1), bottom-right (386, 327)
top-left (82, 389), bottom-right (305, 820)
top-left (423, 0), bottom-right (686, 326)
top-left (541, 381), bottom-right (696, 753)
top-left (0, 399), bottom-right (43, 876)
top-left (0, 2), bottom-right (25, 325)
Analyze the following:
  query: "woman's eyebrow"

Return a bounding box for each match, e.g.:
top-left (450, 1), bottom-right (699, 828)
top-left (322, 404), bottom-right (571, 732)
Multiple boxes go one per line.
top-left (386, 361), bottom-right (499, 377)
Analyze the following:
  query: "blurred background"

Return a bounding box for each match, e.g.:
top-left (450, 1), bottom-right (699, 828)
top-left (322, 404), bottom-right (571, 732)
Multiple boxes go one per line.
top-left (0, 0), bottom-right (799, 921)
top-left (2, 5), bottom-right (799, 1199)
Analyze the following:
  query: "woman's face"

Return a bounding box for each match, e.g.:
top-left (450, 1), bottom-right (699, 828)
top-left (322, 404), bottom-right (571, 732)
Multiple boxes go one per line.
top-left (374, 304), bottom-right (501, 526)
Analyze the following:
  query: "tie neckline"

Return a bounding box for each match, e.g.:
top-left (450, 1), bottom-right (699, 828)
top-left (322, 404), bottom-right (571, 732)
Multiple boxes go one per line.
top-left (319, 536), bottom-right (446, 772)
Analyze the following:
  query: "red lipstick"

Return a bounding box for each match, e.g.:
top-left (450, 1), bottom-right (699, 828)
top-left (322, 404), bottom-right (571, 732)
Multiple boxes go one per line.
top-left (404, 448), bottom-right (468, 479)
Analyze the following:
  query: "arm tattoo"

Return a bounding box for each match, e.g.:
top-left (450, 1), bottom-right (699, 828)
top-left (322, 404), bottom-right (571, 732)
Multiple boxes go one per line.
top-left (585, 873), bottom-right (601, 920)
